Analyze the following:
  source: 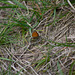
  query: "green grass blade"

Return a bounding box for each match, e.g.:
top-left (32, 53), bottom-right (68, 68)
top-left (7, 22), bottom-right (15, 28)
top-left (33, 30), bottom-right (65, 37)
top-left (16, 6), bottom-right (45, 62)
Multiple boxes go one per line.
top-left (69, 61), bottom-right (75, 75)
top-left (0, 57), bottom-right (15, 62)
top-left (35, 58), bottom-right (46, 69)
top-left (12, 0), bottom-right (27, 10)
top-left (53, 8), bottom-right (56, 26)
top-left (57, 61), bottom-right (64, 75)
top-left (12, 18), bottom-right (31, 28)
top-left (0, 6), bottom-right (18, 9)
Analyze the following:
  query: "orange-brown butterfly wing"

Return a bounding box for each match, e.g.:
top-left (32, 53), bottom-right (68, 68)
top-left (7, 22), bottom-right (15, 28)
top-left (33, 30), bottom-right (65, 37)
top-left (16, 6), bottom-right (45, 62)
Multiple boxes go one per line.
top-left (32, 31), bottom-right (39, 38)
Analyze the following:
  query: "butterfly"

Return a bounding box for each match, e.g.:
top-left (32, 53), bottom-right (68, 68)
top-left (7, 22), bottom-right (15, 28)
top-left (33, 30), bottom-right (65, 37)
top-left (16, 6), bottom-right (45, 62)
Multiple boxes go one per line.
top-left (31, 31), bottom-right (42, 44)
top-left (32, 31), bottom-right (39, 38)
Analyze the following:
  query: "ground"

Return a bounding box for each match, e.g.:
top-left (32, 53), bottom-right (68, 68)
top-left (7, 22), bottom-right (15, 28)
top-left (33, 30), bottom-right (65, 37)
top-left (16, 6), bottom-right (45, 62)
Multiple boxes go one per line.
top-left (0, 0), bottom-right (75, 75)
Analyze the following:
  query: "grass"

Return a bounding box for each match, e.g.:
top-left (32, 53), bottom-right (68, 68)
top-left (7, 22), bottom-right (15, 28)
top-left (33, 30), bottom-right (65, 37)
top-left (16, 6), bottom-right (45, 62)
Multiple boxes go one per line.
top-left (0, 57), bottom-right (15, 75)
top-left (57, 61), bottom-right (64, 75)
top-left (69, 61), bottom-right (75, 75)
top-left (0, 0), bottom-right (75, 75)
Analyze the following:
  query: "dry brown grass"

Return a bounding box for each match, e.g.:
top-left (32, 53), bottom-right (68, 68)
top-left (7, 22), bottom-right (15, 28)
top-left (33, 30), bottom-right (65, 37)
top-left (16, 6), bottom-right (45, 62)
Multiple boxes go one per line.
top-left (0, 0), bottom-right (75, 75)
